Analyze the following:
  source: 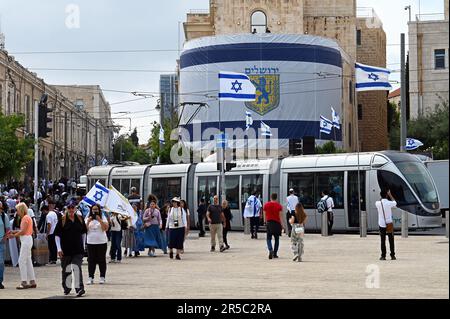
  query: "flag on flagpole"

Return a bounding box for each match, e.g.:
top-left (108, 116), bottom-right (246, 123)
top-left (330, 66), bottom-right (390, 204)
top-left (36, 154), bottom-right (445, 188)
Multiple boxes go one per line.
top-left (245, 111), bottom-right (253, 131)
top-left (406, 138), bottom-right (424, 151)
top-left (320, 115), bottom-right (333, 135)
top-left (260, 121), bottom-right (272, 137)
top-left (159, 126), bottom-right (165, 144)
top-left (82, 181), bottom-right (110, 207)
top-left (219, 72), bottom-right (257, 101)
top-left (355, 62), bottom-right (392, 92)
top-left (101, 157), bottom-right (108, 166)
top-left (331, 107), bottom-right (341, 129)
top-left (104, 186), bottom-right (137, 225)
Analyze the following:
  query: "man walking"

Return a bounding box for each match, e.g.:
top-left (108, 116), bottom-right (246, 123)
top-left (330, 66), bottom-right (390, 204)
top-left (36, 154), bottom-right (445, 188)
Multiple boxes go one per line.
top-left (243, 192), bottom-right (262, 239)
top-left (0, 201), bottom-right (11, 289)
top-left (206, 196), bottom-right (225, 252)
top-left (375, 190), bottom-right (397, 261)
top-left (263, 193), bottom-right (284, 259)
top-left (46, 198), bottom-right (59, 264)
top-left (286, 189), bottom-right (299, 237)
top-left (320, 190), bottom-right (334, 236)
top-left (197, 198), bottom-right (207, 237)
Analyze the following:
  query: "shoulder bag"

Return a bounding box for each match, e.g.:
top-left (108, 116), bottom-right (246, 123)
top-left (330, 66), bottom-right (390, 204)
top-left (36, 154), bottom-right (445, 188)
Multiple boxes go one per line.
top-left (381, 199), bottom-right (394, 234)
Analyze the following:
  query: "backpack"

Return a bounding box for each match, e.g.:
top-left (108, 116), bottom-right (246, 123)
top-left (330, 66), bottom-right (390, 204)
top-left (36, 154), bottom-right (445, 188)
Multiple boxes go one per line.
top-left (116, 215), bottom-right (128, 230)
top-left (317, 196), bottom-right (329, 214)
top-left (1, 212), bottom-right (6, 234)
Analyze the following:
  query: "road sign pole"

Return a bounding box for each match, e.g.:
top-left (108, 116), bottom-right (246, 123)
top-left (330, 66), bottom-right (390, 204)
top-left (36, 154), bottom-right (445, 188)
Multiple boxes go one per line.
top-left (34, 100), bottom-right (39, 215)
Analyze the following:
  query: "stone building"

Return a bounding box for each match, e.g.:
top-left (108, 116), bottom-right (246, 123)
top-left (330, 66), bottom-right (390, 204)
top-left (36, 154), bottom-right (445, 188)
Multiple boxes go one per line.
top-left (0, 50), bottom-right (114, 181)
top-left (408, 0), bottom-right (449, 118)
top-left (183, 0), bottom-right (389, 152)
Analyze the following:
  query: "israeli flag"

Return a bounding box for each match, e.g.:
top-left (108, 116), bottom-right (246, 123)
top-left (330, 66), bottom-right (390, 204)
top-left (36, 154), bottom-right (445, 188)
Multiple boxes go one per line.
top-left (320, 115), bottom-right (333, 135)
top-left (406, 138), bottom-right (424, 151)
top-left (82, 181), bottom-right (110, 207)
top-left (101, 157), bottom-right (108, 166)
top-left (245, 111), bottom-right (253, 131)
top-left (219, 72), bottom-right (257, 101)
top-left (356, 62), bottom-right (392, 92)
top-left (331, 107), bottom-right (340, 129)
top-left (159, 126), bottom-right (165, 144)
top-left (260, 121), bottom-right (272, 137)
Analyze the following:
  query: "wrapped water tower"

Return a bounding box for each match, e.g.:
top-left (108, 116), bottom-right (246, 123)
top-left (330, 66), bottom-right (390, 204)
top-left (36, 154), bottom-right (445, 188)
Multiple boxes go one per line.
top-left (178, 33), bottom-right (346, 158)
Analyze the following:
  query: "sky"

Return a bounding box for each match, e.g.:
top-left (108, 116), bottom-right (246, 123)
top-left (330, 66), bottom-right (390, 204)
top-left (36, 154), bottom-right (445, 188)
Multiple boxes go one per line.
top-left (0, 0), bottom-right (445, 142)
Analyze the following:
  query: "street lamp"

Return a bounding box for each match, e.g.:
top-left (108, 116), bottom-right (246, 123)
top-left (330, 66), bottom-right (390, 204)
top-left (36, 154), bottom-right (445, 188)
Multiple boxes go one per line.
top-left (405, 5), bottom-right (412, 22)
top-left (156, 99), bottom-right (162, 164)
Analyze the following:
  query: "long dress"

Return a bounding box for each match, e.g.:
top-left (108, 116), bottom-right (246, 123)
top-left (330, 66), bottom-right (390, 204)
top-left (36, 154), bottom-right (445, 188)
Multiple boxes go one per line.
top-left (134, 212), bottom-right (145, 252)
top-left (143, 209), bottom-right (165, 251)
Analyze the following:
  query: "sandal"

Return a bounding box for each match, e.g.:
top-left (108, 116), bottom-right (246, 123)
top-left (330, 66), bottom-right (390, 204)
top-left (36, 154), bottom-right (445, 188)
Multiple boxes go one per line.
top-left (16, 283), bottom-right (30, 290)
top-left (29, 283), bottom-right (37, 288)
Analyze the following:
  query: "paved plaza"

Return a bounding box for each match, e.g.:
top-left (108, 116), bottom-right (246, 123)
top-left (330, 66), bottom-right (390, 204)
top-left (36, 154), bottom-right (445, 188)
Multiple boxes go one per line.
top-left (1, 231), bottom-right (448, 299)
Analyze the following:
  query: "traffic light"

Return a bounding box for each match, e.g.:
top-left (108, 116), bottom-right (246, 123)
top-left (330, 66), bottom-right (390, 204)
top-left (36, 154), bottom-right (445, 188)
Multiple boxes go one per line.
top-left (289, 139), bottom-right (303, 156)
top-left (38, 93), bottom-right (52, 138)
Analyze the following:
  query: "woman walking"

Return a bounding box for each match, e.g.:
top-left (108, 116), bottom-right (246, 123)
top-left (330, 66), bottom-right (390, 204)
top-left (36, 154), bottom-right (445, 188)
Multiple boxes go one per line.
top-left (143, 200), bottom-right (165, 256)
top-left (289, 203), bottom-right (308, 262)
top-left (109, 212), bottom-right (126, 263)
top-left (9, 202), bottom-right (37, 289)
top-left (85, 204), bottom-right (109, 284)
top-left (167, 198), bottom-right (187, 260)
top-left (133, 204), bottom-right (145, 257)
top-left (222, 200), bottom-right (232, 250)
top-left (123, 208), bottom-right (136, 258)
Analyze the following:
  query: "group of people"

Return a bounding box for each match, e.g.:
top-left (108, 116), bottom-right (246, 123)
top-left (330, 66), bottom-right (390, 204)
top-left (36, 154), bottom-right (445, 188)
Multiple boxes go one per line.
top-left (0, 181), bottom-right (398, 295)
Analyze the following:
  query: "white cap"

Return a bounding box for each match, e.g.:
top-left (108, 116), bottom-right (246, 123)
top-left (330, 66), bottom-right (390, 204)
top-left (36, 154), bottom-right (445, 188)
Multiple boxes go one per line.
top-left (289, 188), bottom-right (294, 192)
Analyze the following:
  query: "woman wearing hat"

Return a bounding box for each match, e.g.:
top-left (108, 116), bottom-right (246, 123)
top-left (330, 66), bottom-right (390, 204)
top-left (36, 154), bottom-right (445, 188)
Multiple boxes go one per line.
top-left (166, 197), bottom-right (187, 260)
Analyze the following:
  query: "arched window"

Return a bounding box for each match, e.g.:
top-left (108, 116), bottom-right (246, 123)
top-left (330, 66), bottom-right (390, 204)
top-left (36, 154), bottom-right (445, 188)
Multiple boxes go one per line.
top-left (251, 11), bottom-right (267, 34)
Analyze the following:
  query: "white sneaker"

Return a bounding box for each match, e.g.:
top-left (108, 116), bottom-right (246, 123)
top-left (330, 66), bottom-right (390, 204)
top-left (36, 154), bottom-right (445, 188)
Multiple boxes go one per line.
top-left (292, 255), bottom-right (299, 262)
top-left (87, 278), bottom-right (94, 285)
top-left (99, 277), bottom-right (106, 284)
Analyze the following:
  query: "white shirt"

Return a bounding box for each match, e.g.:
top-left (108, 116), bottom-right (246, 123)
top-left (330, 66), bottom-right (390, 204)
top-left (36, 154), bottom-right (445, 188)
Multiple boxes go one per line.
top-left (321, 196), bottom-right (334, 212)
top-left (286, 194), bottom-right (299, 212)
top-left (85, 215), bottom-right (109, 244)
top-left (376, 199), bottom-right (397, 228)
top-left (243, 195), bottom-right (262, 218)
top-left (27, 208), bottom-right (36, 220)
top-left (110, 214), bottom-right (122, 232)
top-left (46, 210), bottom-right (59, 235)
top-left (167, 207), bottom-right (187, 229)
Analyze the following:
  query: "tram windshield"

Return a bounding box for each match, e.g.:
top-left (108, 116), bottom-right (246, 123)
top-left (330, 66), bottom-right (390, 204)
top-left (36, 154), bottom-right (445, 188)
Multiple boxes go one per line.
top-left (396, 162), bottom-right (439, 209)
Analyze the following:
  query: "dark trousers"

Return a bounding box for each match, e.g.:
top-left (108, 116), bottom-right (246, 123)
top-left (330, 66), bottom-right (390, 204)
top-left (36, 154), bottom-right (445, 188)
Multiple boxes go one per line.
top-left (48, 234), bottom-right (57, 262)
top-left (266, 233), bottom-right (280, 254)
top-left (87, 243), bottom-right (107, 279)
top-left (198, 213), bottom-right (205, 236)
top-left (110, 231), bottom-right (123, 261)
top-left (327, 212), bottom-right (334, 235)
top-left (250, 217), bottom-right (260, 236)
top-left (61, 254), bottom-right (84, 293)
top-left (286, 211), bottom-right (294, 237)
top-left (379, 227), bottom-right (395, 258)
top-left (223, 228), bottom-right (229, 246)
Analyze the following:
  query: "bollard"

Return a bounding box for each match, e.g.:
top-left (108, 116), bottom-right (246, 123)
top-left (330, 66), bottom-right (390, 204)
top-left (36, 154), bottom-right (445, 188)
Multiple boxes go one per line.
top-left (244, 217), bottom-right (250, 235)
top-left (446, 211), bottom-right (449, 239)
top-left (321, 212), bottom-right (328, 237)
top-left (401, 210), bottom-right (408, 238)
top-left (360, 211), bottom-right (367, 238)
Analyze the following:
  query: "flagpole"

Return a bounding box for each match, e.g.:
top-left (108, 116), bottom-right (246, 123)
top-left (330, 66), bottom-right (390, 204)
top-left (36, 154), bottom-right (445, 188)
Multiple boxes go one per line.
top-left (354, 69), bottom-right (362, 237)
top-left (219, 96), bottom-right (226, 202)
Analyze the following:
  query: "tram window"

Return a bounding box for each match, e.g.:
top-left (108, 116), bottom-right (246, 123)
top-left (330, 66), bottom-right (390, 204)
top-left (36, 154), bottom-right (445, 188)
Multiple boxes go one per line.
top-left (288, 173), bottom-right (315, 209)
top-left (316, 172), bottom-right (344, 209)
top-left (112, 179), bottom-right (121, 192)
top-left (377, 170), bottom-right (418, 206)
top-left (152, 178), bottom-right (182, 208)
top-left (198, 176), bottom-right (217, 206)
top-left (130, 179), bottom-right (141, 195)
top-left (241, 175), bottom-right (263, 204)
top-left (121, 179), bottom-right (131, 197)
top-left (98, 179), bottom-right (106, 187)
top-left (225, 176), bottom-right (239, 209)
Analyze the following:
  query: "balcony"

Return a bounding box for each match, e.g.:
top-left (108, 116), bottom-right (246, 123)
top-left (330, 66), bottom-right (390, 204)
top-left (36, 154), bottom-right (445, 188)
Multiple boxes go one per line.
top-left (357, 7), bottom-right (383, 28)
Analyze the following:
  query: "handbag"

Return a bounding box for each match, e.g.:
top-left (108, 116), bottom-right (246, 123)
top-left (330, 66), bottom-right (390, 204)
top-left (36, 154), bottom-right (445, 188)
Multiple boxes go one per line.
top-left (380, 199), bottom-right (394, 234)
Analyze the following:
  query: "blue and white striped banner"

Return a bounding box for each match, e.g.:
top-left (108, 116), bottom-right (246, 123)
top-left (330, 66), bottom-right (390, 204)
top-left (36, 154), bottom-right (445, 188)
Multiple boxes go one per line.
top-left (82, 181), bottom-right (110, 207)
top-left (320, 115), bottom-right (333, 135)
top-left (356, 62), bottom-right (392, 92)
top-left (219, 72), bottom-right (257, 101)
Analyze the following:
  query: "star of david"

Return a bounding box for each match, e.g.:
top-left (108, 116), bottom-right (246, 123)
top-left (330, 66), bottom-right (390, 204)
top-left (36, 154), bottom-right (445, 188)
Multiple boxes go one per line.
top-left (231, 80), bottom-right (243, 93)
top-left (407, 139), bottom-right (415, 146)
top-left (368, 73), bottom-right (379, 81)
top-left (93, 191), bottom-right (104, 202)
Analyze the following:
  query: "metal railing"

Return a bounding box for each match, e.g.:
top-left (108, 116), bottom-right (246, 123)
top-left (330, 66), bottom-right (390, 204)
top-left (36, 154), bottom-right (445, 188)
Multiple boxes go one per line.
top-left (415, 13), bottom-right (446, 22)
top-left (188, 9), bottom-right (210, 15)
top-left (357, 7), bottom-right (383, 28)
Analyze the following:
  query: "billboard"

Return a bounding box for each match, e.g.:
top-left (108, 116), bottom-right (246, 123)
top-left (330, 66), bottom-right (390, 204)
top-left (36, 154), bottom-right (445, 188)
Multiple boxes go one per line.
top-left (178, 34), bottom-right (344, 152)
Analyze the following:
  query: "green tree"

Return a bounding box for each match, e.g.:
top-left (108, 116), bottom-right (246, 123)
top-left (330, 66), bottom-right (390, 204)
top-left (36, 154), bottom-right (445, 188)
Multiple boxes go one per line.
top-left (148, 120), bottom-right (178, 164)
top-left (130, 148), bottom-right (151, 164)
top-left (315, 141), bottom-right (346, 154)
top-left (0, 112), bottom-right (35, 182)
top-left (130, 128), bottom-right (139, 147)
top-left (113, 135), bottom-right (135, 162)
top-left (408, 99), bottom-right (449, 160)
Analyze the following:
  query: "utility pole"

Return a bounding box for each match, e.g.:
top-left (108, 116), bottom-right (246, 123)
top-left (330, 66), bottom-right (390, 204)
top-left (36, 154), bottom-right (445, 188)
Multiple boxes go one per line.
top-left (64, 112), bottom-right (68, 177)
top-left (33, 100), bottom-right (39, 214)
top-left (84, 112), bottom-right (88, 168)
top-left (400, 33), bottom-right (407, 152)
top-left (95, 119), bottom-right (98, 166)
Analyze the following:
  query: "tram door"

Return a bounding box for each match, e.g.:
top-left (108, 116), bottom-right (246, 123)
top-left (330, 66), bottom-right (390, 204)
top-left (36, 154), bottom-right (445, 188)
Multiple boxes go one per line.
top-left (224, 176), bottom-right (242, 228)
top-left (347, 171), bottom-right (366, 228)
top-left (197, 176), bottom-right (218, 229)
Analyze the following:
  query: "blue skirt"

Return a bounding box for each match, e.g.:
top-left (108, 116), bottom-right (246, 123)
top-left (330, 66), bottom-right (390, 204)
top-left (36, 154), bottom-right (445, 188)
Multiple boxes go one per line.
top-left (144, 225), bottom-right (165, 250)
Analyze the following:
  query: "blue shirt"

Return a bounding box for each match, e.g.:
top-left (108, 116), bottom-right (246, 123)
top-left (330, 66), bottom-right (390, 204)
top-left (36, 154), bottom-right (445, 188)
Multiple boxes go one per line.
top-left (0, 212), bottom-right (11, 241)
